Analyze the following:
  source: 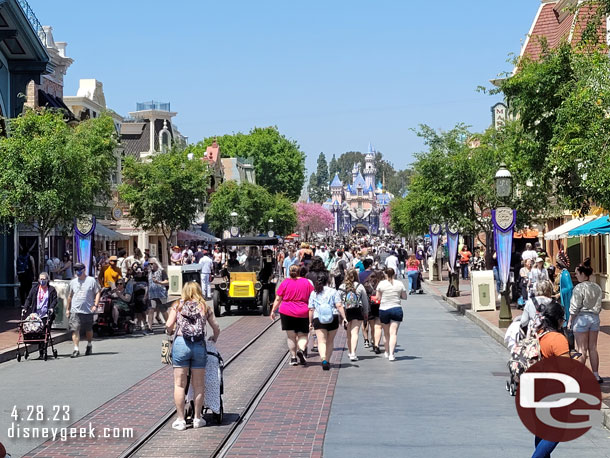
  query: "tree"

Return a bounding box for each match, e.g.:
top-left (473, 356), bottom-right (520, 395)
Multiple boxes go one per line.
top-left (308, 153), bottom-right (331, 203)
top-left (328, 154), bottom-right (339, 179)
top-left (201, 127), bottom-right (306, 201)
top-left (0, 109), bottom-right (118, 272)
top-left (381, 207), bottom-right (392, 230)
top-left (206, 181), bottom-right (297, 236)
top-left (294, 202), bottom-right (334, 239)
top-left (334, 151), bottom-right (365, 184)
top-left (119, 147), bottom-right (210, 254)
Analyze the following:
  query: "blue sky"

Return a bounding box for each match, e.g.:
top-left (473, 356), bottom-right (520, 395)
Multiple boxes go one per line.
top-left (29, 0), bottom-right (538, 175)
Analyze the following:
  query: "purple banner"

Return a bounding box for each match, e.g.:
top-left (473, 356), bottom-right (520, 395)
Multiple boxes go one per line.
top-left (446, 224), bottom-right (459, 273)
top-left (492, 208), bottom-right (516, 291)
top-left (429, 224), bottom-right (441, 260)
top-left (74, 217), bottom-right (96, 276)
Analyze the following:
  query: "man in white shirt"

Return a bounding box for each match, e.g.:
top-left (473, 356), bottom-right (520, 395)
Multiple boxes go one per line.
top-left (199, 250), bottom-right (214, 299)
top-left (521, 243), bottom-right (537, 263)
top-left (385, 251), bottom-right (400, 273)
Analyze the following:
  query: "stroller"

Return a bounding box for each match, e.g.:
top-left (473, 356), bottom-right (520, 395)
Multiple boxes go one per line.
top-left (185, 341), bottom-right (224, 425)
top-left (16, 311), bottom-right (57, 361)
top-left (415, 271), bottom-right (425, 294)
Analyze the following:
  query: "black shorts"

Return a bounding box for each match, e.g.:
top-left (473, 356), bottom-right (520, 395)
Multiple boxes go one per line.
top-left (379, 307), bottom-right (403, 324)
top-left (313, 315), bottom-right (339, 331)
top-left (345, 307), bottom-right (364, 322)
top-left (369, 303), bottom-right (380, 319)
top-left (280, 313), bottom-right (309, 334)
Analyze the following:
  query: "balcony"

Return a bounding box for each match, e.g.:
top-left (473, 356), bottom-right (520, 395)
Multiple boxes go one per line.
top-left (16, 0), bottom-right (45, 45)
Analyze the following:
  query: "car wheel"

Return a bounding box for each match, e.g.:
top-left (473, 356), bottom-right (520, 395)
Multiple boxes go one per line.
top-left (261, 289), bottom-right (270, 316)
top-left (213, 290), bottom-right (221, 317)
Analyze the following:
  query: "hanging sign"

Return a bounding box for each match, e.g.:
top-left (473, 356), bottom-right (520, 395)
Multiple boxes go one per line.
top-left (492, 207), bottom-right (517, 291)
top-left (74, 215), bottom-right (96, 276)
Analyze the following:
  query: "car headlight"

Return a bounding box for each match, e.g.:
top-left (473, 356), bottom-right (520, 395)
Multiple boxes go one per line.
top-left (220, 282), bottom-right (228, 290)
top-left (254, 282), bottom-right (262, 291)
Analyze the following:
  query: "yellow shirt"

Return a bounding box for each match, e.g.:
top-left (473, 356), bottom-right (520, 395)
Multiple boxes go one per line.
top-left (103, 266), bottom-right (121, 288)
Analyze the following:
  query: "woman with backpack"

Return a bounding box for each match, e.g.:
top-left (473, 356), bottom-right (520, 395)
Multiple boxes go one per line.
top-left (337, 269), bottom-right (370, 361)
top-left (406, 254), bottom-right (420, 294)
top-left (375, 268), bottom-right (407, 361)
top-left (519, 280), bottom-right (553, 335)
top-left (308, 270), bottom-right (348, 370)
top-left (569, 258), bottom-right (604, 383)
top-left (166, 282), bottom-right (220, 431)
top-left (270, 264), bottom-right (315, 366)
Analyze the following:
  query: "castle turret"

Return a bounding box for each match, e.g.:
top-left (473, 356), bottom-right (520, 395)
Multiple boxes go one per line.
top-left (364, 142), bottom-right (377, 189)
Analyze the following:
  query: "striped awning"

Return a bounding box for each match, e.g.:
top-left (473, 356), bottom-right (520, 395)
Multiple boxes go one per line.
top-left (544, 216), bottom-right (597, 240)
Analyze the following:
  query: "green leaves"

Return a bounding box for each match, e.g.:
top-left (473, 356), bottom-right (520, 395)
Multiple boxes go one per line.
top-left (119, 147), bottom-right (211, 240)
top-left (206, 181), bottom-right (296, 236)
top-left (200, 127), bottom-right (306, 201)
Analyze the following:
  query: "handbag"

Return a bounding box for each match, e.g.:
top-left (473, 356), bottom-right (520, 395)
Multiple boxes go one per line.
top-left (161, 338), bottom-right (172, 364)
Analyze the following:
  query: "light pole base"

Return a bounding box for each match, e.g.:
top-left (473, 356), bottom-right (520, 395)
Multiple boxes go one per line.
top-left (498, 287), bottom-right (513, 329)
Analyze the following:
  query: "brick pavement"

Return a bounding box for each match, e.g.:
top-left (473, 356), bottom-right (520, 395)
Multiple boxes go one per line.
top-left (23, 316), bottom-right (274, 458)
top-left (134, 321), bottom-right (288, 457)
top-left (225, 330), bottom-right (347, 458)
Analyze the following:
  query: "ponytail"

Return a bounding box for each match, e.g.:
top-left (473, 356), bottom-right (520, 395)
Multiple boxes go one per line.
top-left (385, 268), bottom-right (395, 285)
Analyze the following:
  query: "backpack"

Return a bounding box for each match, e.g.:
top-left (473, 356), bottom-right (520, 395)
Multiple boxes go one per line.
top-left (331, 259), bottom-right (344, 278)
top-left (178, 300), bottom-right (206, 342)
top-left (131, 280), bottom-right (148, 313)
top-left (342, 286), bottom-right (362, 310)
top-left (17, 254), bottom-right (29, 274)
top-left (314, 290), bottom-right (335, 324)
top-left (508, 329), bottom-right (548, 386)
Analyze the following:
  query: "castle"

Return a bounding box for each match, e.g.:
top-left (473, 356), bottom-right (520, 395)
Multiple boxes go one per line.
top-left (323, 144), bottom-right (393, 235)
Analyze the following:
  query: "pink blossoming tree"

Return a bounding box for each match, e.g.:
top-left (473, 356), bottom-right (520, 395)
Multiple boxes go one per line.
top-left (294, 202), bottom-right (334, 239)
top-left (381, 207), bottom-right (392, 230)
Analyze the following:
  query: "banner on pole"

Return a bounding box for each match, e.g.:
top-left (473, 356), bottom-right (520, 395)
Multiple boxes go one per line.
top-left (74, 216), bottom-right (96, 276)
top-left (492, 207), bottom-right (516, 292)
top-left (446, 223), bottom-right (459, 273)
top-left (429, 224), bottom-right (441, 260)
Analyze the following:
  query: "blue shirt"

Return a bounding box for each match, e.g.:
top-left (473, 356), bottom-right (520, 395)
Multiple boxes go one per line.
top-left (283, 256), bottom-right (298, 271)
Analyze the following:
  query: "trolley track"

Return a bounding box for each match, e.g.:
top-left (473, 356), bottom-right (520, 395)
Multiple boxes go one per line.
top-left (120, 316), bottom-right (286, 458)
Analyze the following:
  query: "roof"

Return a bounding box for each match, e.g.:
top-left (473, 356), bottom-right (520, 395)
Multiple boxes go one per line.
top-left (521, 0), bottom-right (605, 61)
top-left (220, 237), bottom-right (278, 246)
top-left (120, 118), bottom-right (174, 157)
top-left (353, 172), bottom-right (367, 189)
top-left (330, 173), bottom-right (343, 188)
top-left (205, 139), bottom-right (220, 163)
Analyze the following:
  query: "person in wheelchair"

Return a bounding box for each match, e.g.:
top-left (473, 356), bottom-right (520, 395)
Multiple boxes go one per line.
top-left (109, 279), bottom-right (133, 326)
top-left (23, 272), bottom-right (57, 358)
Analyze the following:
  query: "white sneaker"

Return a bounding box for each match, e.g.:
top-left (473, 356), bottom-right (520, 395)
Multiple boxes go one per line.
top-left (388, 354), bottom-right (396, 361)
top-left (192, 417), bottom-right (206, 428)
top-left (171, 419), bottom-right (186, 431)
top-left (349, 354), bottom-right (358, 361)
top-left (384, 352), bottom-right (389, 358)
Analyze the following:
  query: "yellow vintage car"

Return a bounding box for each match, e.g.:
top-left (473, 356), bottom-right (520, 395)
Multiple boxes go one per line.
top-left (213, 237), bottom-right (278, 317)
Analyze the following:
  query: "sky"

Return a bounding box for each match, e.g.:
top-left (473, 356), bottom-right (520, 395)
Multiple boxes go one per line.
top-left (28, 0), bottom-right (539, 175)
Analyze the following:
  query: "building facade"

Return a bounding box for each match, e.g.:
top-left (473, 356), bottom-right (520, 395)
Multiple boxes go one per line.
top-left (323, 144), bottom-right (393, 236)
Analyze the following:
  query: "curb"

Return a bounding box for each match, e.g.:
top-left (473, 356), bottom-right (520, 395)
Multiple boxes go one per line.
top-left (0, 330), bottom-right (72, 364)
top-left (425, 283), bottom-right (610, 429)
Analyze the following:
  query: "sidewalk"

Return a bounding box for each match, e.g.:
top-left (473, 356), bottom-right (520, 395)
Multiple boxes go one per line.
top-left (423, 272), bottom-right (610, 425)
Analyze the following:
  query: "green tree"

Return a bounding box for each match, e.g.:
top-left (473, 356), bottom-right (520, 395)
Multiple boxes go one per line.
top-left (201, 127), bottom-right (306, 201)
top-left (206, 181), bottom-right (297, 236)
top-left (0, 109), bottom-right (118, 271)
top-left (328, 154), bottom-right (339, 179)
top-left (308, 152), bottom-right (330, 203)
top-left (119, 147), bottom-right (210, 254)
top-left (334, 151), bottom-right (365, 184)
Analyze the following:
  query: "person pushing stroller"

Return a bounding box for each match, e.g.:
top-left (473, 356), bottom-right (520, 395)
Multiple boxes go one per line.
top-left (22, 272), bottom-right (57, 359)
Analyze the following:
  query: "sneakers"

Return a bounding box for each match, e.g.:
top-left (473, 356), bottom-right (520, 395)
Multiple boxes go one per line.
top-left (384, 351), bottom-right (389, 358)
top-left (373, 346), bottom-right (382, 354)
top-left (171, 419), bottom-right (187, 431)
top-left (156, 317), bottom-right (164, 325)
top-left (289, 357), bottom-right (298, 366)
top-left (71, 350), bottom-right (80, 358)
top-left (322, 360), bottom-right (330, 371)
top-left (349, 354), bottom-right (358, 362)
top-left (388, 354), bottom-right (396, 361)
top-left (145, 327), bottom-right (154, 335)
top-left (192, 417), bottom-right (206, 428)
top-left (85, 344), bottom-right (92, 356)
top-left (296, 350), bottom-right (307, 366)
top-left (311, 345), bottom-right (318, 353)
top-left (363, 340), bottom-right (370, 348)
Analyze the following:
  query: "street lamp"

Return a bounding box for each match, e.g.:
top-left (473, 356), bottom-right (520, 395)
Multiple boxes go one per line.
top-left (268, 218), bottom-right (274, 237)
top-left (494, 163), bottom-right (515, 329)
top-left (325, 227), bottom-right (329, 244)
top-left (333, 201), bottom-right (339, 235)
top-left (230, 211), bottom-right (239, 237)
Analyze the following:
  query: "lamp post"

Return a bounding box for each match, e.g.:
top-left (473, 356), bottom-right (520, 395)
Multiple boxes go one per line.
top-left (230, 211), bottom-right (239, 237)
top-left (325, 227), bottom-right (329, 244)
top-left (494, 163), bottom-right (515, 328)
top-left (333, 201), bottom-right (339, 235)
top-left (268, 218), bottom-right (274, 237)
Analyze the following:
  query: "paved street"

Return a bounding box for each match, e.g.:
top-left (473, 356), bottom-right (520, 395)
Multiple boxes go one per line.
top-left (0, 312), bottom-right (242, 458)
top-left (324, 281), bottom-right (610, 458)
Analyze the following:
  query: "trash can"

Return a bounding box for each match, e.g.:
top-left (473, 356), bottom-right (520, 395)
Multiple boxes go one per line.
top-left (181, 264), bottom-right (201, 286)
top-left (167, 265), bottom-right (182, 296)
top-left (471, 270), bottom-right (496, 312)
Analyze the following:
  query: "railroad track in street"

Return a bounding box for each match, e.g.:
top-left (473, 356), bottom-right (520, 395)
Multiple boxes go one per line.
top-left (121, 316), bottom-right (288, 458)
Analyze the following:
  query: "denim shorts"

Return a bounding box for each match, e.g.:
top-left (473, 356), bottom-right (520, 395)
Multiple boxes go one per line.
top-left (572, 312), bottom-right (600, 333)
top-left (172, 336), bottom-right (208, 369)
top-left (379, 307), bottom-right (403, 324)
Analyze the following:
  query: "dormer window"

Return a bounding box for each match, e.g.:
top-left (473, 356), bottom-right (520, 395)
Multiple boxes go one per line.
top-left (159, 120), bottom-right (171, 153)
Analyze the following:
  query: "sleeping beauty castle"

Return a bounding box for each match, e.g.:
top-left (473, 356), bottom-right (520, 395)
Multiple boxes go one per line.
top-left (322, 143), bottom-right (394, 235)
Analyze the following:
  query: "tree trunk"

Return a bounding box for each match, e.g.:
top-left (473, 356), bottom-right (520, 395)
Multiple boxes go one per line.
top-left (37, 227), bottom-right (48, 278)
